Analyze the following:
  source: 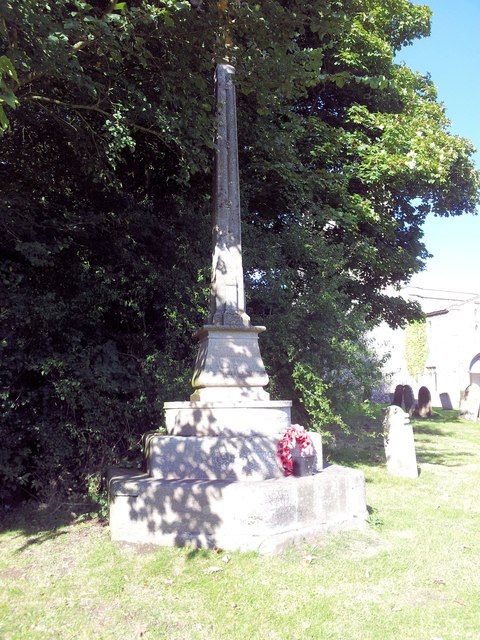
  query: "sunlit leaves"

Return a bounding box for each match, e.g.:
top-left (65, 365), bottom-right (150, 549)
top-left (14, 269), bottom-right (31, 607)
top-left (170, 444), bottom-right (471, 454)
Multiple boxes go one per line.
top-left (0, 55), bottom-right (18, 132)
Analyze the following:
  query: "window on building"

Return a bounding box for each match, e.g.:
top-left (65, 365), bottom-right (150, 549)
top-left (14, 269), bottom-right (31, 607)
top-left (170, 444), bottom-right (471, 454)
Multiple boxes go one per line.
top-left (426, 366), bottom-right (437, 392)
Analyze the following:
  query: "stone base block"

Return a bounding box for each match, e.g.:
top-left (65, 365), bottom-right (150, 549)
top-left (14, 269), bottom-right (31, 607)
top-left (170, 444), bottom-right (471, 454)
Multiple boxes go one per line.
top-left (164, 400), bottom-right (292, 437)
top-left (191, 325), bottom-right (270, 401)
top-left (143, 432), bottom-right (323, 481)
top-left (108, 465), bottom-right (367, 553)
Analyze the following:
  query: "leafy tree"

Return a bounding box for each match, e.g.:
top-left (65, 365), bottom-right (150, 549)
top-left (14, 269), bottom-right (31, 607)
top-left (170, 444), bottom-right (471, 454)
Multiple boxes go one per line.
top-left (0, 0), bottom-right (478, 503)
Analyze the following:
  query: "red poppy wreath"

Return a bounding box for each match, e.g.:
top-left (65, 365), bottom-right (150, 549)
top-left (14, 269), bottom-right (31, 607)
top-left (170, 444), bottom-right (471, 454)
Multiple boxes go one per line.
top-left (277, 424), bottom-right (314, 476)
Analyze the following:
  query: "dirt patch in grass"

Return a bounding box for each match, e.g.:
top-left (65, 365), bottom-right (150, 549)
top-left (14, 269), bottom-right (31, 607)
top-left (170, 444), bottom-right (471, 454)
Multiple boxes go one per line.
top-left (0, 567), bottom-right (28, 580)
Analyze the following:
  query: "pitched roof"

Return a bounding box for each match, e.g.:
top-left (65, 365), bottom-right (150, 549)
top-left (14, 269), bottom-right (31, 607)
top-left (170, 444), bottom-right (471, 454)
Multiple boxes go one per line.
top-left (402, 286), bottom-right (480, 315)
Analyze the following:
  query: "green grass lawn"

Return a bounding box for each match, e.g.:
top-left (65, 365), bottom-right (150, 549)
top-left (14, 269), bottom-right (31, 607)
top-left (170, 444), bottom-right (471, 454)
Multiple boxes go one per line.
top-left (1, 409), bottom-right (480, 640)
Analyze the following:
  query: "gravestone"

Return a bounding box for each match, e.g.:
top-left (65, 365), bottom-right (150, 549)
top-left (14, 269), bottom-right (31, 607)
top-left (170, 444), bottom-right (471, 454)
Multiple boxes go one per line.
top-left (392, 384), bottom-right (404, 407)
top-left (108, 64), bottom-right (368, 552)
top-left (402, 384), bottom-right (415, 417)
top-left (416, 386), bottom-right (432, 418)
top-left (383, 405), bottom-right (418, 479)
top-left (459, 384), bottom-right (480, 421)
top-left (439, 392), bottom-right (453, 411)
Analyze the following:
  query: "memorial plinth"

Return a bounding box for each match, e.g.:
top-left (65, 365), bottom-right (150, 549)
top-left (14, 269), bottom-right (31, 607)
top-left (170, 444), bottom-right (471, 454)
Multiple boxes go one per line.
top-left (191, 326), bottom-right (270, 402)
top-left (108, 63), bottom-right (367, 552)
top-left (144, 431), bottom-right (323, 482)
top-left (109, 465), bottom-right (366, 553)
top-left (164, 400), bottom-right (292, 437)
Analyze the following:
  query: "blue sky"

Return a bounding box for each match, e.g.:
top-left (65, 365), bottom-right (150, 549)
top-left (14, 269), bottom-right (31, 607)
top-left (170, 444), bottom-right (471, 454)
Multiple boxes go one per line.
top-left (396, 0), bottom-right (480, 292)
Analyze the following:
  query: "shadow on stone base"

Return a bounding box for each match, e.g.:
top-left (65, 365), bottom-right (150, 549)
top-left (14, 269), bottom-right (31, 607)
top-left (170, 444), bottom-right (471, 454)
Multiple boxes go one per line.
top-left (108, 465), bottom-right (367, 554)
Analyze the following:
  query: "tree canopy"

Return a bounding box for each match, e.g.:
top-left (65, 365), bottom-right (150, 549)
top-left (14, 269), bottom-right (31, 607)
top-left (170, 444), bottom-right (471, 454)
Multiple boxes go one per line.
top-left (1, 0), bottom-right (478, 503)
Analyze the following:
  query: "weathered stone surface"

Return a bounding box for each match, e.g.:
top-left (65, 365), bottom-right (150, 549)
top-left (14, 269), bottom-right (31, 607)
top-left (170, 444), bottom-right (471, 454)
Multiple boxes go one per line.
top-left (164, 400), bottom-right (292, 437)
top-left (108, 464), bottom-right (367, 553)
top-left (383, 405), bottom-right (418, 479)
top-left (416, 386), bottom-right (432, 418)
top-left (392, 384), bottom-right (415, 416)
top-left (439, 392), bottom-right (453, 410)
top-left (191, 326), bottom-right (269, 402)
top-left (144, 432), bottom-right (323, 482)
top-left (209, 64), bottom-right (249, 329)
top-left (392, 384), bottom-right (404, 407)
top-left (402, 384), bottom-right (415, 417)
top-left (459, 383), bottom-right (480, 421)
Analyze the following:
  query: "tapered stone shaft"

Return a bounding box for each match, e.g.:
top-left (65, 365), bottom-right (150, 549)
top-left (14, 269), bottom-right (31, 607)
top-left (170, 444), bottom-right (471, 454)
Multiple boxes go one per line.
top-left (209, 64), bottom-right (250, 328)
top-left (190, 63), bottom-right (269, 402)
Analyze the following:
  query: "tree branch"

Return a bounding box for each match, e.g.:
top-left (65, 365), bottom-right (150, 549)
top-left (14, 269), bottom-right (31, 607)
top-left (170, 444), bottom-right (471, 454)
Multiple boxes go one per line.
top-left (71, 0), bottom-right (119, 53)
top-left (24, 94), bottom-right (171, 145)
top-left (16, 1), bottom-right (120, 88)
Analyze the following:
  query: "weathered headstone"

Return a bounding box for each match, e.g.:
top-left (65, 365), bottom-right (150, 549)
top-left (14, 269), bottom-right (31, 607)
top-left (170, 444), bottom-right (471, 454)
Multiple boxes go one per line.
top-left (439, 392), bottom-right (453, 410)
top-left (383, 405), bottom-right (418, 479)
top-left (402, 384), bottom-right (415, 417)
top-left (392, 384), bottom-right (404, 407)
top-left (416, 386), bottom-right (432, 418)
top-left (459, 383), bottom-right (480, 421)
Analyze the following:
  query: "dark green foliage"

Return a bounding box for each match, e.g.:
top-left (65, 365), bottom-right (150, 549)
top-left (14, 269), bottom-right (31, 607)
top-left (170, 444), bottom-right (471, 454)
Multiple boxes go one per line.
top-left (0, 0), bottom-right (478, 503)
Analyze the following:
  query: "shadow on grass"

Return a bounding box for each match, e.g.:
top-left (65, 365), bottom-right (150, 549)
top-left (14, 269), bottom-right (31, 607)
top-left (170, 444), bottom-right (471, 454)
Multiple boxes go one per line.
top-left (329, 407), bottom-right (476, 470)
top-left (326, 433), bottom-right (385, 469)
top-left (415, 447), bottom-right (474, 467)
top-left (184, 548), bottom-right (214, 561)
top-left (0, 499), bottom-right (100, 549)
top-left (421, 409), bottom-right (461, 425)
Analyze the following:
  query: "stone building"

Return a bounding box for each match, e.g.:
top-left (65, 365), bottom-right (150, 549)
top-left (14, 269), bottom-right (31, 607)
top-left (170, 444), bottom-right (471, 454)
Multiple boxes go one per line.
top-left (373, 286), bottom-right (480, 409)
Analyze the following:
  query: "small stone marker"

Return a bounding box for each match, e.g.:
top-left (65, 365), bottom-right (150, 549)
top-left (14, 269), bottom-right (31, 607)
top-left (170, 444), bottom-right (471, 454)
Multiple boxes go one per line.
top-left (392, 384), bottom-right (404, 407)
top-left (402, 384), bottom-right (415, 417)
top-left (383, 405), bottom-right (418, 479)
top-left (459, 384), bottom-right (480, 421)
top-left (392, 384), bottom-right (414, 416)
top-left (416, 386), bottom-right (432, 418)
top-left (439, 392), bottom-right (453, 411)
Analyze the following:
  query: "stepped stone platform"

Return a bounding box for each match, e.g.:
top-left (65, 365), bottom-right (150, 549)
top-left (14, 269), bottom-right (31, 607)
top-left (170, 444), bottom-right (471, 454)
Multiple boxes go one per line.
top-left (108, 431), bottom-right (367, 553)
top-left (144, 433), bottom-right (297, 480)
top-left (108, 466), bottom-right (367, 553)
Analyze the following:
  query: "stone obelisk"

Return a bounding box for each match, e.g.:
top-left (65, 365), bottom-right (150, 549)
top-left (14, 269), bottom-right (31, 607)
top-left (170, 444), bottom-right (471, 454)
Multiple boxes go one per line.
top-left (189, 64), bottom-right (270, 405)
top-left (108, 64), bottom-right (367, 553)
top-left (164, 63), bottom-right (291, 434)
top-left (209, 63), bottom-right (249, 329)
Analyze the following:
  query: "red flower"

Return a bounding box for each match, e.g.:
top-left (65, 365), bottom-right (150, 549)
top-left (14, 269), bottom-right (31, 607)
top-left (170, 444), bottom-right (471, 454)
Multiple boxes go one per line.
top-left (277, 425), bottom-right (314, 476)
